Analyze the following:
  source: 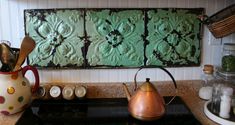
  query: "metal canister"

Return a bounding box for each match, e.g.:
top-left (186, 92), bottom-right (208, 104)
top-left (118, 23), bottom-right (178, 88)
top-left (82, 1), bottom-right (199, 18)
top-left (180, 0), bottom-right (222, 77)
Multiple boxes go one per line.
top-left (75, 85), bottom-right (87, 98)
top-left (33, 85), bottom-right (51, 100)
top-left (62, 85), bottom-right (75, 100)
top-left (49, 85), bottom-right (62, 99)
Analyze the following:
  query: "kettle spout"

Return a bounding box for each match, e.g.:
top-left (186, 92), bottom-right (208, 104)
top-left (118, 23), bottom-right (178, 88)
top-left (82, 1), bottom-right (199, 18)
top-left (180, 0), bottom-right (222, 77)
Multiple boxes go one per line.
top-left (122, 83), bottom-right (131, 101)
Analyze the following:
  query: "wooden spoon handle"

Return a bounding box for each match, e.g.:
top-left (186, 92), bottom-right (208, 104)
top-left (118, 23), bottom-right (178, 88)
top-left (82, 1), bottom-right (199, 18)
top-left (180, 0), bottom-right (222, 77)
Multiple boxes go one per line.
top-left (13, 53), bottom-right (27, 71)
top-left (13, 36), bottom-right (35, 71)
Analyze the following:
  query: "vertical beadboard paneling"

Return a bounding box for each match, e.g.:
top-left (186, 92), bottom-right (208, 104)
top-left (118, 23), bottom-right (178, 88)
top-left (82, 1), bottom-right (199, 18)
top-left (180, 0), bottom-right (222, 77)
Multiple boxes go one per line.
top-left (127, 0), bottom-right (139, 8)
top-left (88, 0), bottom-right (98, 8)
top-left (118, 0), bottom-right (128, 8)
top-left (138, 0), bottom-right (148, 8)
top-left (57, 0), bottom-right (68, 8)
top-left (89, 69), bottom-right (100, 83)
top-left (8, 0), bottom-right (19, 47)
top-left (147, 0), bottom-right (158, 8)
top-left (176, 0), bottom-right (187, 7)
top-left (0, 0), bottom-right (234, 83)
top-left (77, 0), bottom-right (88, 8)
top-left (118, 69), bottom-right (129, 83)
top-left (212, 0), bottom-right (224, 68)
top-left (184, 67), bottom-right (193, 80)
top-left (28, 0), bottom-right (38, 9)
top-left (18, 0), bottom-right (28, 39)
top-left (108, 69), bottom-right (119, 82)
top-left (67, 0), bottom-right (79, 8)
top-left (38, 0), bottom-right (49, 9)
top-left (158, 0), bottom-right (168, 7)
top-left (0, 0), bottom-right (11, 40)
top-left (99, 69), bottom-right (110, 83)
top-left (196, 0), bottom-right (208, 79)
top-left (48, 0), bottom-right (58, 8)
top-left (40, 70), bottom-right (52, 83)
top-left (145, 69), bottom-right (155, 82)
top-left (100, 0), bottom-right (109, 8)
top-left (127, 69), bottom-right (137, 82)
top-left (168, 0), bottom-right (177, 8)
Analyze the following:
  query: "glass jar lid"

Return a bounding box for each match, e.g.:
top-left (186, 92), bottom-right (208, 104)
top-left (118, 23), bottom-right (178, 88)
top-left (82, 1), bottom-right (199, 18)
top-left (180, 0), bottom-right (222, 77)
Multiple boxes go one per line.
top-left (203, 64), bottom-right (214, 74)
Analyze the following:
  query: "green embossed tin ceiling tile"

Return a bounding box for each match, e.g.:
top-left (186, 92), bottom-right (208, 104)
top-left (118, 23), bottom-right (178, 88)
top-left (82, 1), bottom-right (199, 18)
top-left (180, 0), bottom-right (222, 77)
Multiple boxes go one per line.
top-left (86, 9), bottom-right (145, 67)
top-left (146, 9), bottom-right (202, 67)
top-left (24, 8), bottom-right (203, 69)
top-left (25, 9), bottom-right (85, 67)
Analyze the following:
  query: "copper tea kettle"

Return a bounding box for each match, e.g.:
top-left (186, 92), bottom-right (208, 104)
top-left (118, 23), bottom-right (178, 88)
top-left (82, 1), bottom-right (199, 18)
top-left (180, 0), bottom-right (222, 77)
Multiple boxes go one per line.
top-left (122, 67), bottom-right (177, 121)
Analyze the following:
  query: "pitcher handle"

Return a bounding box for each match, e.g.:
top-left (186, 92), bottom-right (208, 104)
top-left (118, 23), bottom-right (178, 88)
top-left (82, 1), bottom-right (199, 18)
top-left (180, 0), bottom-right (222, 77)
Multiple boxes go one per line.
top-left (134, 66), bottom-right (177, 105)
top-left (22, 65), bottom-right (39, 93)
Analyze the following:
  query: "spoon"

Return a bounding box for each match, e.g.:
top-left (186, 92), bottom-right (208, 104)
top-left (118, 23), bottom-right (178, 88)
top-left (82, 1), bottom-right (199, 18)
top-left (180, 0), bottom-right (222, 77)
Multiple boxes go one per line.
top-left (0, 43), bottom-right (16, 72)
top-left (13, 36), bottom-right (36, 71)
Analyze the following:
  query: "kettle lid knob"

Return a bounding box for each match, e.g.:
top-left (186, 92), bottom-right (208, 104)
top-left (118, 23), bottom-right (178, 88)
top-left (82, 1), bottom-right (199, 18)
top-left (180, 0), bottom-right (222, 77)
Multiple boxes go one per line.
top-left (146, 78), bottom-right (150, 82)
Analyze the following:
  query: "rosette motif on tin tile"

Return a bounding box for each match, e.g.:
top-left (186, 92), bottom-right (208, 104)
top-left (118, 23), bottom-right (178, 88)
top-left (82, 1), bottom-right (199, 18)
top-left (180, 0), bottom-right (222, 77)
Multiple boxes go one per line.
top-left (86, 10), bottom-right (145, 67)
top-left (25, 9), bottom-right (84, 67)
top-left (146, 9), bottom-right (202, 66)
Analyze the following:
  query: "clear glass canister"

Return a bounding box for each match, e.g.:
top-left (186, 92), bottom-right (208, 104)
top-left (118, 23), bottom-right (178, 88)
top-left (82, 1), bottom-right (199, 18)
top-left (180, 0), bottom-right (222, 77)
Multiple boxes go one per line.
top-left (199, 65), bottom-right (215, 100)
top-left (222, 43), bottom-right (235, 72)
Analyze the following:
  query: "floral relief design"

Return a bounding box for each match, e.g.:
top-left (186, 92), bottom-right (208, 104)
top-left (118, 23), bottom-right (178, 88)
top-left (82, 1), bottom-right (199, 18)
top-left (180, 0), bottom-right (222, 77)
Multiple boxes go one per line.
top-left (24, 8), bottom-right (202, 68)
top-left (25, 10), bottom-right (84, 67)
top-left (146, 9), bottom-right (201, 66)
top-left (86, 10), bottom-right (144, 66)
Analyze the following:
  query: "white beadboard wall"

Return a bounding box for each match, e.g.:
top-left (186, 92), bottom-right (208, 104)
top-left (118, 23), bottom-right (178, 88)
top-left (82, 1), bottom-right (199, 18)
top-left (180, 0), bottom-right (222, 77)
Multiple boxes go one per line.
top-left (0, 0), bottom-right (235, 83)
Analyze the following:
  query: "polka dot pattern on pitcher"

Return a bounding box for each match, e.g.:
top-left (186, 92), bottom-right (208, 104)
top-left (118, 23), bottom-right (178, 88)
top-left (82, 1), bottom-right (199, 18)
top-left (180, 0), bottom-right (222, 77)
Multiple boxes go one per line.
top-left (0, 65), bottom-right (39, 115)
top-left (22, 81), bottom-right (26, 86)
top-left (8, 106), bottom-right (14, 110)
top-left (0, 96), bottom-right (5, 104)
top-left (1, 111), bottom-right (10, 115)
top-left (18, 96), bottom-right (24, 103)
top-left (11, 73), bottom-right (18, 80)
top-left (7, 87), bottom-right (15, 94)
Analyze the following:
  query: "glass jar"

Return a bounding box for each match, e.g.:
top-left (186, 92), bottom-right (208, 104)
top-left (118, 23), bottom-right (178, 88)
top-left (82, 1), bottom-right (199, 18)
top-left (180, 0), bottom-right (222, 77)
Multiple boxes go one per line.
top-left (222, 43), bottom-right (235, 72)
top-left (202, 65), bottom-right (215, 85)
top-left (199, 65), bottom-right (215, 100)
top-left (219, 87), bottom-right (233, 118)
top-left (211, 83), bottom-right (223, 115)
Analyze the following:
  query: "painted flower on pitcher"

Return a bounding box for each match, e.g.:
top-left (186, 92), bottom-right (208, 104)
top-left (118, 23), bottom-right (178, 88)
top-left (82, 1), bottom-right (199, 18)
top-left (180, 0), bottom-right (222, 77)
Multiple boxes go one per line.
top-left (26, 11), bottom-right (84, 67)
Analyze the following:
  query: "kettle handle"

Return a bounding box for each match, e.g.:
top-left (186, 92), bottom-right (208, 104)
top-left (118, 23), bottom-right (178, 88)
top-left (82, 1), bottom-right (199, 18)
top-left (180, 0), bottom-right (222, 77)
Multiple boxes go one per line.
top-left (134, 67), bottom-right (177, 90)
top-left (134, 66), bottom-right (177, 105)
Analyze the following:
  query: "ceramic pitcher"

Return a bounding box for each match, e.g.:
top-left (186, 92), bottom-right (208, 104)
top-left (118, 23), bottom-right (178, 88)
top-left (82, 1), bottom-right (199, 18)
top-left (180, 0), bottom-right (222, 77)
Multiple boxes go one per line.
top-left (0, 65), bottom-right (39, 115)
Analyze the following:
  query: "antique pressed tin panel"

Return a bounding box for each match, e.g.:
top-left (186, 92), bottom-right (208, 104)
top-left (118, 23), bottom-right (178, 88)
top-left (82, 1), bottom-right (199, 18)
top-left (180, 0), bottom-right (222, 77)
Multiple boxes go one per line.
top-left (86, 9), bottom-right (145, 67)
top-left (146, 9), bottom-right (202, 66)
top-left (24, 8), bottom-right (203, 68)
top-left (25, 9), bottom-right (85, 67)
